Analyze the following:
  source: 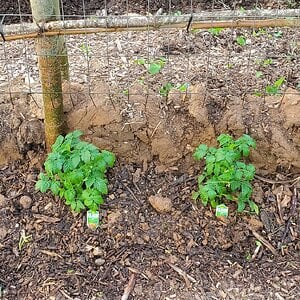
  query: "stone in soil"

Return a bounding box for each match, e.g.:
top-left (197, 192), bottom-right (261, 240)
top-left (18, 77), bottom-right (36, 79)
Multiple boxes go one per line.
top-left (19, 195), bottom-right (32, 209)
top-left (148, 195), bottom-right (173, 213)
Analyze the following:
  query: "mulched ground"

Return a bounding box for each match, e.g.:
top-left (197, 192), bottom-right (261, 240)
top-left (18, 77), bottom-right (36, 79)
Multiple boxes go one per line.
top-left (0, 154), bottom-right (299, 299)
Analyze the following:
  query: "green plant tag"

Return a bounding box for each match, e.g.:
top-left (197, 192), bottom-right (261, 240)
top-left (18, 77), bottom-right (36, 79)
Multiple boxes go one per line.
top-left (87, 210), bottom-right (99, 229)
top-left (215, 204), bottom-right (229, 218)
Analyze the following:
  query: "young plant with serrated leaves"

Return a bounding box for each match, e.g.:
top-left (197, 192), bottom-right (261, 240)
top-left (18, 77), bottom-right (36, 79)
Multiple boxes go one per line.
top-left (192, 134), bottom-right (258, 214)
top-left (35, 130), bottom-right (115, 213)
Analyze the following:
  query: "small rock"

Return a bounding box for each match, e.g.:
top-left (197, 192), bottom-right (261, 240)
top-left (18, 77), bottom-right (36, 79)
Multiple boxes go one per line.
top-left (0, 194), bottom-right (6, 208)
top-left (19, 195), bottom-right (32, 209)
top-left (0, 226), bottom-right (8, 239)
top-left (95, 258), bottom-right (105, 266)
top-left (148, 195), bottom-right (172, 213)
top-left (92, 247), bottom-right (104, 257)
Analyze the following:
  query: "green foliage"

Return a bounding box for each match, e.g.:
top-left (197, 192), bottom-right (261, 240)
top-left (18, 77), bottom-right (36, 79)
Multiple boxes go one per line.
top-left (35, 130), bottom-right (115, 213)
top-left (208, 27), bottom-right (224, 36)
top-left (160, 82), bottom-right (174, 97)
top-left (255, 71), bottom-right (263, 78)
top-left (148, 58), bottom-right (166, 75)
top-left (192, 134), bottom-right (258, 214)
top-left (265, 76), bottom-right (285, 95)
top-left (159, 82), bottom-right (189, 97)
top-left (236, 35), bottom-right (246, 46)
top-left (135, 57), bottom-right (166, 75)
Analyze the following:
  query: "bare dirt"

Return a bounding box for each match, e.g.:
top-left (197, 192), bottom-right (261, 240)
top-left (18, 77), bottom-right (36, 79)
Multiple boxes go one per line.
top-left (0, 1), bottom-right (300, 300)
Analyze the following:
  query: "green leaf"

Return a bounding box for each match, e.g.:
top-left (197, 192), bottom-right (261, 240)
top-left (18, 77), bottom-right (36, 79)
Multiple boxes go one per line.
top-left (217, 134), bottom-right (233, 146)
top-left (206, 163), bottom-right (214, 176)
top-left (35, 176), bottom-right (51, 193)
top-left (52, 135), bottom-right (64, 151)
top-left (71, 154), bottom-right (81, 169)
top-left (197, 175), bottom-right (205, 186)
top-left (81, 150), bottom-right (91, 163)
top-left (237, 199), bottom-right (246, 212)
top-left (94, 179), bottom-right (108, 194)
top-left (192, 191), bottom-right (199, 200)
top-left (236, 36), bottom-right (246, 46)
top-left (249, 200), bottom-right (259, 214)
top-left (148, 63), bottom-right (162, 75)
top-left (64, 189), bottom-right (75, 203)
top-left (85, 176), bottom-right (95, 188)
top-left (50, 181), bottom-right (60, 195)
top-left (193, 144), bottom-right (208, 160)
top-left (101, 150), bottom-right (116, 167)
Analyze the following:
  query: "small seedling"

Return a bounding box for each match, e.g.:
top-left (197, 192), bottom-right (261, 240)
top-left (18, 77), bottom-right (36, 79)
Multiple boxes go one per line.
top-left (148, 58), bottom-right (166, 75)
top-left (134, 57), bottom-right (166, 75)
top-left (265, 76), bottom-right (285, 95)
top-left (297, 83), bottom-right (300, 90)
top-left (192, 134), bottom-right (258, 214)
top-left (79, 43), bottom-right (91, 56)
top-left (36, 130), bottom-right (115, 213)
top-left (176, 82), bottom-right (189, 92)
top-left (173, 10), bottom-right (182, 16)
top-left (160, 82), bottom-right (174, 97)
top-left (18, 229), bottom-right (32, 251)
top-left (227, 63), bottom-right (234, 69)
top-left (208, 27), bottom-right (224, 36)
top-left (273, 31), bottom-right (283, 38)
top-left (252, 28), bottom-right (266, 37)
top-left (236, 36), bottom-right (247, 46)
top-left (262, 58), bottom-right (273, 66)
top-left (255, 71), bottom-right (263, 78)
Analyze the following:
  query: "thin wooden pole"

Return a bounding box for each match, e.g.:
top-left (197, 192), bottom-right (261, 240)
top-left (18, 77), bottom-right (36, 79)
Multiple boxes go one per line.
top-left (29, 0), bottom-right (68, 151)
top-left (2, 9), bottom-right (300, 41)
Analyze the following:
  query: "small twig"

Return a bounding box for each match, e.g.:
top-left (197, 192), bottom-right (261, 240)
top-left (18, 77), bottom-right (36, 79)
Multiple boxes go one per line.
top-left (254, 174), bottom-right (300, 185)
top-left (121, 273), bottom-right (136, 300)
top-left (167, 262), bottom-right (196, 287)
top-left (280, 188), bottom-right (298, 247)
top-left (59, 289), bottom-right (73, 300)
top-left (246, 225), bottom-right (277, 256)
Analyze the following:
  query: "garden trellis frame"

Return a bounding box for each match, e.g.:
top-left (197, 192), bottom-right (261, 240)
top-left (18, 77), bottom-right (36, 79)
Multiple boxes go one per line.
top-left (0, 0), bottom-right (300, 150)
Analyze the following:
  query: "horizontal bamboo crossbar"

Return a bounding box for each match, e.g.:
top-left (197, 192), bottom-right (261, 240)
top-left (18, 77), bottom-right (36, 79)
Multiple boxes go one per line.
top-left (2, 9), bottom-right (300, 41)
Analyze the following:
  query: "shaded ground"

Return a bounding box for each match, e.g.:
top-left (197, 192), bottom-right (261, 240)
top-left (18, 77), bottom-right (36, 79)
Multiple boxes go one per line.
top-left (0, 158), bottom-right (299, 299)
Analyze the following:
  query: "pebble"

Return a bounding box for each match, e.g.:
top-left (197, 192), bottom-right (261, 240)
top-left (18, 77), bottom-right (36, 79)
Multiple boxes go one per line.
top-left (0, 194), bottom-right (6, 208)
top-left (95, 258), bottom-right (105, 266)
top-left (19, 195), bottom-right (32, 209)
top-left (148, 195), bottom-right (172, 213)
top-left (0, 226), bottom-right (8, 239)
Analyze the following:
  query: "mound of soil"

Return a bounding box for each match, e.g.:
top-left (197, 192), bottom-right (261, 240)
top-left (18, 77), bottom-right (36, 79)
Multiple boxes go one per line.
top-left (1, 80), bottom-right (300, 173)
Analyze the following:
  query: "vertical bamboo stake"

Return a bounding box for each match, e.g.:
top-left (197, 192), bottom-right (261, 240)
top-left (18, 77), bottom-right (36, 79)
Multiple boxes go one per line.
top-left (30, 0), bottom-right (69, 150)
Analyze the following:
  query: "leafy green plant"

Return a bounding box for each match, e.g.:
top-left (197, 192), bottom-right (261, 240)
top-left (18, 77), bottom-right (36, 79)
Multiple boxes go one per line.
top-left (148, 58), bottom-right (166, 75)
top-left (159, 82), bottom-right (189, 97)
top-left (261, 58), bottom-right (273, 66)
top-left (236, 35), bottom-right (246, 46)
top-left (79, 43), bottom-right (91, 56)
top-left (192, 134), bottom-right (258, 214)
top-left (208, 27), bottom-right (224, 36)
top-left (255, 71), bottom-right (263, 78)
top-left (35, 130), bottom-right (115, 213)
top-left (265, 76), bottom-right (285, 95)
top-left (134, 57), bottom-right (166, 75)
top-left (273, 31), bottom-right (283, 38)
top-left (252, 28), bottom-right (266, 37)
top-left (160, 82), bottom-right (174, 97)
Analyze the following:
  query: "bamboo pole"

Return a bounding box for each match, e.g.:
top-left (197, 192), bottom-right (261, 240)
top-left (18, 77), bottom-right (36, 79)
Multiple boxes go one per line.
top-left (29, 0), bottom-right (68, 151)
top-left (2, 9), bottom-right (300, 41)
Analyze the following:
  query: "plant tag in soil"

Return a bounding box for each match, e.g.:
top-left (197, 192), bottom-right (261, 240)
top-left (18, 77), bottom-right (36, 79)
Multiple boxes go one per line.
top-left (216, 204), bottom-right (228, 218)
top-left (87, 211), bottom-right (99, 229)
